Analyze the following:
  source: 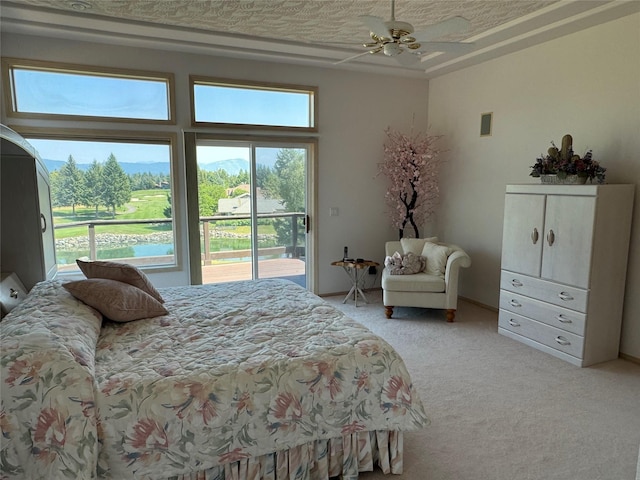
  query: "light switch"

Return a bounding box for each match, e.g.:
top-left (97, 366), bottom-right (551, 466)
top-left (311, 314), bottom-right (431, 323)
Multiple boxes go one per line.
top-left (329, 207), bottom-right (339, 216)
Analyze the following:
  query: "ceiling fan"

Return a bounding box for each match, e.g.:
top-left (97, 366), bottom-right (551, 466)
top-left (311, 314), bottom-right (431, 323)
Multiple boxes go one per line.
top-left (336, 0), bottom-right (474, 66)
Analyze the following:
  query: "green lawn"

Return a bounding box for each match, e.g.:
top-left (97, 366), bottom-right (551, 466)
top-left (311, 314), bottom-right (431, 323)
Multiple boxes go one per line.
top-left (53, 190), bottom-right (171, 238)
top-left (53, 189), bottom-right (275, 239)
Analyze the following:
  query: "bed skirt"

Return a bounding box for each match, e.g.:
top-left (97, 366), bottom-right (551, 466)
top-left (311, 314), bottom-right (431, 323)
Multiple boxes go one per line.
top-left (167, 431), bottom-right (403, 480)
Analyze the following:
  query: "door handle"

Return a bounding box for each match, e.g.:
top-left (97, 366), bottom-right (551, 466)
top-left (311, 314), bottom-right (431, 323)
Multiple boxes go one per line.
top-left (531, 228), bottom-right (539, 244)
top-left (547, 229), bottom-right (555, 246)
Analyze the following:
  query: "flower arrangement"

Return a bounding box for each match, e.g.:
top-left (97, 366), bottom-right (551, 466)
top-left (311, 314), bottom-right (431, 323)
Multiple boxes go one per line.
top-left (530, 134), bottom-right (606, 183)
top-left (377, 127), bottom-right (443, 239)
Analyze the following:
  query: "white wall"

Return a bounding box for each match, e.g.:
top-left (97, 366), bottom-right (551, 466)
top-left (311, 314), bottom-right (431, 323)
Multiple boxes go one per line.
top-left (427, 13), bottom-right (640, 358)
top-left (0, 33), bottom-right (429, 296)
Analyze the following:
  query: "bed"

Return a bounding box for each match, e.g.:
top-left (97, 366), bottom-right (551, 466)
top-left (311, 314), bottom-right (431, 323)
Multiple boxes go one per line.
top-left (1, 277), bottom-right (428, 480)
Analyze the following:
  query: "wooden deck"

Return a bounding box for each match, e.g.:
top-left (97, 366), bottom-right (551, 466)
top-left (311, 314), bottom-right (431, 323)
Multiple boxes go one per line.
top-left (202, 258), bottom-right (306, 285)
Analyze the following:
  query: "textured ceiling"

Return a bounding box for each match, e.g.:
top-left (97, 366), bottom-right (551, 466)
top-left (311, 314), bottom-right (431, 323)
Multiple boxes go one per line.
top-left (2, 0), bottom-right (639, 78)
top-left (7, 0), bottom-right (558, 44)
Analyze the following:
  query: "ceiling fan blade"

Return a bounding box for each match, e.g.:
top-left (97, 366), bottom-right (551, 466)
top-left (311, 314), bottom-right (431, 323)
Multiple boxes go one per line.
top-left (412, 16), bottom-right (471, 42)
top-left (360, 15), bottom-right (392, 40)
top-left (333, 48), bottom-right (380, 65)
top-left (421, 41), bottom-right (475, 53)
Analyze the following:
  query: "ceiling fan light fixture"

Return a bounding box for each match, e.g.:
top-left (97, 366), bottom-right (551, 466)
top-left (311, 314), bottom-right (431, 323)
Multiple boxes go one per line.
top-left (69, 0), bottom-right (92, 10)
top-left (383, 42), bottom-right (403, 57)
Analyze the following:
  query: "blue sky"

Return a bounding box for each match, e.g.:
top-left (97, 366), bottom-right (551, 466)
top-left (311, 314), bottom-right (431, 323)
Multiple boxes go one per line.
top-left (18, 68), bottom-right (308, 166)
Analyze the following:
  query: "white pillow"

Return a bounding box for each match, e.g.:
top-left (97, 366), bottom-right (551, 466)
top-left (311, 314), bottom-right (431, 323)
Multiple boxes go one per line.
top-left (421, 241), bottom-right (452, 276)
top-left (400, 236), bottom-right (438, 255)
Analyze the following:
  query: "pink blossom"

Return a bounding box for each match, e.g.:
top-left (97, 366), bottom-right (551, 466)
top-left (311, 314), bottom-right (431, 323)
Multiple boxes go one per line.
top-left (377, 128), bottom-right (444, 238)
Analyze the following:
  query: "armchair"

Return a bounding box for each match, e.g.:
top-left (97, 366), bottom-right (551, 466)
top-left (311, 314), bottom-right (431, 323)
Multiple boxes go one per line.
top-left (382, 240), bottom-right (471, 322)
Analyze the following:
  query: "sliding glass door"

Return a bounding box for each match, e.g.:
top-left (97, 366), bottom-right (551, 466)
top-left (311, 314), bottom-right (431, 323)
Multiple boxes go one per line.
top-left (187, 136), bottom-right (312, 288)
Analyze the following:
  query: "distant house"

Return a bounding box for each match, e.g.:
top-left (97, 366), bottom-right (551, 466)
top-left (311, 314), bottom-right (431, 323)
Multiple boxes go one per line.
top-left (218, 188), bottom-right (285, 215)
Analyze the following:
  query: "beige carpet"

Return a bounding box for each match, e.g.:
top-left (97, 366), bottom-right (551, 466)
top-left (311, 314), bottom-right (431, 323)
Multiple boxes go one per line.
top-left (322, 290), bottom-right (640, 480)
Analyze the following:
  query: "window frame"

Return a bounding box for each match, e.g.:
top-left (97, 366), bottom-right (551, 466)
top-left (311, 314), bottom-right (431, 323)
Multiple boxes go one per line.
top-left (189, 75), bottom-right (318, 133)
top-left (11, 126), bottom-right (183, 275)
top-left (1, 57), bottom-right (176, 125)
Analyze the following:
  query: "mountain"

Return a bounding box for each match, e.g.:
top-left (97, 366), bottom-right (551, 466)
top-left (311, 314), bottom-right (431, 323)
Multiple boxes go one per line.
top-left (44, 158), bottom-right (251, 176)
top-left (198, 158), bottom-right (249, 175)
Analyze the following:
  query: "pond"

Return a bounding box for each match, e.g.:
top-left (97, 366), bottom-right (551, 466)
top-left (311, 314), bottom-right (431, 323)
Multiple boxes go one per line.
top-left (55, 237), bottom-right (284, 265)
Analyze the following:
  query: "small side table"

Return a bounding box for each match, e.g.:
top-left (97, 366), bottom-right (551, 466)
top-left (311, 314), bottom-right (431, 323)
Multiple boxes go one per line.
top-left (331, 260), bottom-right (379, 306)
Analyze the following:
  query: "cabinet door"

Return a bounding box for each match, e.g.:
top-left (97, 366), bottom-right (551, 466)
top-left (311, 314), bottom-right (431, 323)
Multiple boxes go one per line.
top-left (36, 164), bottom-right (57, 279)
top-left (541, 195), bottom-right (595, 288)
top-left (501, 193), bottom-right (545, 277)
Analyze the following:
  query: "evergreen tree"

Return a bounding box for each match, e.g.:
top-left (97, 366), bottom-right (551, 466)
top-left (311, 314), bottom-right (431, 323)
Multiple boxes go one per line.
top-left (101, 153), bottom-right (131, 217)
top-left (255, 164), bottom-right (274, 189)
top-left (81, 160), bottom-right (104, 216)
top-left (264, 149), bottom-right (305, 246)
top-left (163, 193), bottom-right (172, 218)
top-left (56, 155), bottom-right (85, 215)
top-left (49, 170), bottom-right (64, 208)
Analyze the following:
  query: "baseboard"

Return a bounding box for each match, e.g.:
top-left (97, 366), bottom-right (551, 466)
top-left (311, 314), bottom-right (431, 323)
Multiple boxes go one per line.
top-left (459, 296), bottom-right (498, 313)
top-left (619, 353), bottom-right (640, 365)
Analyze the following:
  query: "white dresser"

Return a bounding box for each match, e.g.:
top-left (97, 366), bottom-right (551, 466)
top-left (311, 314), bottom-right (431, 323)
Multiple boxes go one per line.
top-left (498, 184), bottom-right (634, 367)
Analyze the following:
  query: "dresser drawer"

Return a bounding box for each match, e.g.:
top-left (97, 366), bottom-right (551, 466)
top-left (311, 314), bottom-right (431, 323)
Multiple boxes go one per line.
top-left (499, 290), bottom-right (586, 336)
top-left (499, 310), bottom-right (584, 359)
top-left (500, 271), bottom-right (588, 312)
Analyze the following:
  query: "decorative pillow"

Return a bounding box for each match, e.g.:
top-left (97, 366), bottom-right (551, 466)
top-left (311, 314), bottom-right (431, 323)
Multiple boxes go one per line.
top-left (76, 259), bottom-right (164, 303)
top-left (400, 236), bottom-right (439, 255)
top-left (385, 251), bottom-right (426, 275)
top-left (421, 242), bottom-right (453, 276)
top-left (63, 278), bottom-right (168, 322)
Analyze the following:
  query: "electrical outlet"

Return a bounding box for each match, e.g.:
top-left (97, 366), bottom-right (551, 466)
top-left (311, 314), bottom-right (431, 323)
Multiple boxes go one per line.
top-left (368, 265), bottom-right (377, 275)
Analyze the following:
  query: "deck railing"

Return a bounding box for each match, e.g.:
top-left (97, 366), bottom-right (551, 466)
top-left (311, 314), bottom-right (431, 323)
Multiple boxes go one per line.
top-left (53, 212), bottom-right (306, 262)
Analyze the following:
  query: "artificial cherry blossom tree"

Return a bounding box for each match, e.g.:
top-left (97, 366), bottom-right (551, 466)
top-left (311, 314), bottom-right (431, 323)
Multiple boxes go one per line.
top-left (378, 127), bottom-right (443, 239)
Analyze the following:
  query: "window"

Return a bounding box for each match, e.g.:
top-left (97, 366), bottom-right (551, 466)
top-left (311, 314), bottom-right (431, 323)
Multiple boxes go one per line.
top-left (2, 58), bottom-right (175, 123)
top-left (191, 76), bottom-right (317, 131)
top-left (20, 131), bottom-right (179, 273)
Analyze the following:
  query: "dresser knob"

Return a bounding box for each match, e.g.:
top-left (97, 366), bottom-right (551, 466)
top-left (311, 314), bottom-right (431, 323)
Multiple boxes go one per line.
top-left (547, 229), bottom-right (555, 246)
top-left (9, 288), bottom-right (19, 299)
top-left (555, 336), bottom-right (570, 346)
top-left (511, 279), bottom-right (523, 287)
top-left (508, 319), bottom-right (520, 327)
top-left (556, 314), bottom-right (572, 323)
top-left (558, 292), bottom-right (574, 301)
top-left (509, 299), bottom-right (521, 308)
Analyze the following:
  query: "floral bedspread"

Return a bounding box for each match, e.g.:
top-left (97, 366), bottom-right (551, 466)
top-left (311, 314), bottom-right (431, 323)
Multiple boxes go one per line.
top-left (1, 279), bottom-right (428, 479)
top-left (1, 280), bottom-right (102, 479)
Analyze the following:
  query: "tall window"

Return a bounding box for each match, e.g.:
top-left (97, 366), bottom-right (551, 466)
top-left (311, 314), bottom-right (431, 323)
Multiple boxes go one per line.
top-left (23, 135), bottom-right (178, 273)
top-left (2, 58), bottom-right (175, 123)
top-left (4, 59), bottom-right (179, 272)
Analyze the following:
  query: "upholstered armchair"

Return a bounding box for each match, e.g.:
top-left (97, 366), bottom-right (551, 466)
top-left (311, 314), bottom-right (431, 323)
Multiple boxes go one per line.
top-left (382, 239), bottom-right (471, 322)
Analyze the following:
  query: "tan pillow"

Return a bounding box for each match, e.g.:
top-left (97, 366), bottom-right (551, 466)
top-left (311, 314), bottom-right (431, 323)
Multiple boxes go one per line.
top-left (421, 242), bottom-right (452, 276)
top-left (76, 259), bottom-right (164, 303)
top-left (63, 278), bottom-right (168, 322)
top-left (400, 237), bottom-right (438, 255)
